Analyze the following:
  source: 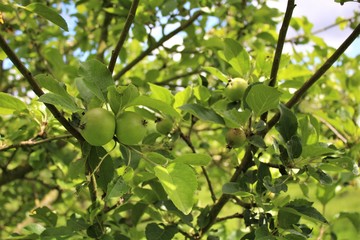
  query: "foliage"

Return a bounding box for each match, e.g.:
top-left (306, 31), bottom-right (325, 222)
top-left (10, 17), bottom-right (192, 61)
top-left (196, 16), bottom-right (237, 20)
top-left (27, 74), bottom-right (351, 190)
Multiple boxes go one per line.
top-left (1, 0), bottom-right (360, 239)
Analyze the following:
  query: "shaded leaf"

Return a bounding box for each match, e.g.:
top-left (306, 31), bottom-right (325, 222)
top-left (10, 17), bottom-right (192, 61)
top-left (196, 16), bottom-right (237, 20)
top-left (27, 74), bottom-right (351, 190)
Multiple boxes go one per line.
top-left (145, 223), bottom-right (178, 240)
top-left (30, 206), bottom-right (57, 227)
top-left (276, 104), bottom-right (298, 142)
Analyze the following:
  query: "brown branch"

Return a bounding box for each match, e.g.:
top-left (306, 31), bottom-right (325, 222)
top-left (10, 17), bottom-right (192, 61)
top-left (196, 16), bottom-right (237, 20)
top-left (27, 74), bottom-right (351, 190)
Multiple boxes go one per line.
top-left (108, 0), bottom-right (140, 73)
top-left (0, 34), bottom-right (84, 142)
top-left (0, 134), bottom-right (72, 152)
top-left (215, 212), bottom-right (244, 223)
top-left (267, 22), bottom-right (360, 131)
top-left (113, 11), bottom-right (203, 80)
top-left (261, 0), bottom-right (295, 122)
top-left (0, 164), bottom-right (33, 186)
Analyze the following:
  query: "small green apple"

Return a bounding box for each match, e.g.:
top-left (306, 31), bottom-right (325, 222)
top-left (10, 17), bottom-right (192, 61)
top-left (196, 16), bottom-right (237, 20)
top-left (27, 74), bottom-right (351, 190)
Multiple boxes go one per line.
top-left (224, 78), bottom-right (248, 102)
top-left (226, 128), bottom-right (246, 148)
top-left (80, 108), bottom-right (115, 146)
top-left (156, 118), bottom-right (173, 135)
top-left (116, 111), bottom-right (147, 145)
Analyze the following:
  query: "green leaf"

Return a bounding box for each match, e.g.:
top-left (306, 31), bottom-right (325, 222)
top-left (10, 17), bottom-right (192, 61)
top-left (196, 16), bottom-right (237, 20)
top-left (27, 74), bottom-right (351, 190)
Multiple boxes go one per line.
top-left (245, 84), bottom-right (282, 117)
top-left (282, 199), bottom-right (328, 224)
top-left (221, 108), bottom-right (252, 128)
top-left (339, 212), bottom-right (360, 233)
top-left (302, 143), bottom-right (336, 158)
top-left (194, 85), bottom-right (211, 102)
top-left (203, 67), bottom-right (229, 82)
top-left (316, 184), bottom-right (336, 205)
top-left (38, 93), bottom-right (81, 112)
top-left (88, 146), bottom-right (114, 192)
top-left (145, 223), bottom-right (178, 240)
top-left (41, 226), bottom-right (74, 237)
top-left (223, 38), bottom-right (251, 76)
top-left (78, 59), bottom-right (114, 102)
top-left (174, 153), bottom-right (212, 166)
top-left (222, 182), bottom-right (254, 197)
top-left (0, 92), bottom-right (27, 115)
top-left (248, 135), bottom-right (267, 148)
top-left (263, 176), bottom-right (288, 194)
top-left (179, 104), bottom-right (225, 125)
top-left (108, 84), bottom-right (139, 116)
top-left (30, 206), bottom-right (57, 227)
top-left (278, 207), bottom-right (301, 229)
top-left (145, 152), bottom-right (169, 165)
top-left (133, 187), bottom-right (158, 204)
top-left (105, 177), bottom-right (129, 200)
top-left (174, 86), bottom-right (192, 112)
top-left (149, 83), bottom-right (174, 105)
top-left (24, 223), bottom-right (46, 235)
top-left (23, 3), bottom-right (68, 31)
top-left (129, 95), bottom-right (181, 119)
top-left (154, 163), bottom-right (197, 214)
top-left (306, 165), bottom-right (333, 185)
top-left (36, 74), bottom-right (69, 98)
top-left (276, 104), bottom-right (298, 142)
top-left (286, 135), bottom-right (302, 159)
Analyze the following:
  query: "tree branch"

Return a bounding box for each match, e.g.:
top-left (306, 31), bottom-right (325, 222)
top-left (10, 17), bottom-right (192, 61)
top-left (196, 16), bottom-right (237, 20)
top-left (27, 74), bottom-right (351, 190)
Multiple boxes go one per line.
top-left (261, 0), bottom-right (295, 122)
top-left (0, 34), bottom-right (84, 142)
top-left (267, 22), bottom-right (360, 131)
top-left (108, 0), bottom-right (140, 73)
top-left (0, 134), bottom-right (72, 152)
top-left (0, 164), bottom-right (33, 187)
top-left (113, 11), bottom-right (203, 80)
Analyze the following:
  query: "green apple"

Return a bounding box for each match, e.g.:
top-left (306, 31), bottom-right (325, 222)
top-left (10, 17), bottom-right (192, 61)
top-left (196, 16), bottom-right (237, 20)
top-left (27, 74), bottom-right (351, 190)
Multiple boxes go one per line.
top-left (80, 108), bottom-right (115, 146)
top-left (116, 111), bottom-right (147, 145)
top-left (226, 128), bottom-right (246, 148)
top-left (156, 118), bottom-right (173, 135)
top-left (224, 78), bottom-right (248, 102)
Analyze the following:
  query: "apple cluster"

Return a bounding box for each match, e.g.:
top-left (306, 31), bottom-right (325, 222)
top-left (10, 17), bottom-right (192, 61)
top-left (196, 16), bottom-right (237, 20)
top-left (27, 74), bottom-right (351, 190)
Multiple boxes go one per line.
top-left (79, 108), bottom-right (173, 146)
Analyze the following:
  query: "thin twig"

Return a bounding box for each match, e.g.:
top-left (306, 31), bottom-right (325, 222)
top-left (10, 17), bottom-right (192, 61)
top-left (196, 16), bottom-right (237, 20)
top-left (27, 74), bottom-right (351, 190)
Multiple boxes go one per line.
top-left (0, 134), bottom-right (72, 152)
top-left (179, 129), bottom-right (217, 203)
top-left (261, 0), bottom-right (295, 122)
top-left (215, 212), bottom-right (244, 223)
top-left (267, 23), bottom-right (360, 131)
top-left (108, 0), bottom-right (140, 73)
top-left (113, 11), bottom-right (203, 80)
top-left (286, 17), bottom-right (355, 43)
top-left (0, 34), bottom-right (84, 142)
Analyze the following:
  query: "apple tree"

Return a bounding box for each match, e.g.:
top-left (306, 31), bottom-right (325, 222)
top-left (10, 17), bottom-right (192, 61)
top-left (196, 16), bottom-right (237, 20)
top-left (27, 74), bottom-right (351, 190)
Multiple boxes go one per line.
top-left (1, 0), bottom-right (360, 239)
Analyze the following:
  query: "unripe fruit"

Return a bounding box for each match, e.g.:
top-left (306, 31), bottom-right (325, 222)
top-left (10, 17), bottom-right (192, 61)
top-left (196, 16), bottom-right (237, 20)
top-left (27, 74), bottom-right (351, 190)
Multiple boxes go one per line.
top-left (226, 128), bottom-right (246, 148)
top-left (80, 108), bottom-right (115, 146)
top-left (224, 78), bottom-right (248, 102)
top-left (156, 118), bottom-right (173, 135)
top-left (116, 111), bottom-right (146, 145)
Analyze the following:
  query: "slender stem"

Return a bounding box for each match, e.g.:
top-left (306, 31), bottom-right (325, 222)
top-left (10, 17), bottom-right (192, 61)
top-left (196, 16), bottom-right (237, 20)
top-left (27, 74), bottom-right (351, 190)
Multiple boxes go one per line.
top-left (0, 34), bottom-right (84, 142)
top-left (113, 11), bottom-right (203, 80)
top-left (108, 0), bottom-right (140, 73)
top-left (156, 69), bottom-right (201, 85)
top-left (261, 0), bottom-right (295, 122)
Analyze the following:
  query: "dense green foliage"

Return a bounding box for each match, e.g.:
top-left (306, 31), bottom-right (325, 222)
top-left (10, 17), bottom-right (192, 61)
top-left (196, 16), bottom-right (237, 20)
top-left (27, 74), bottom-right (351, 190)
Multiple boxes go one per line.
top-left (1, 0), bottom-right (360, 239)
